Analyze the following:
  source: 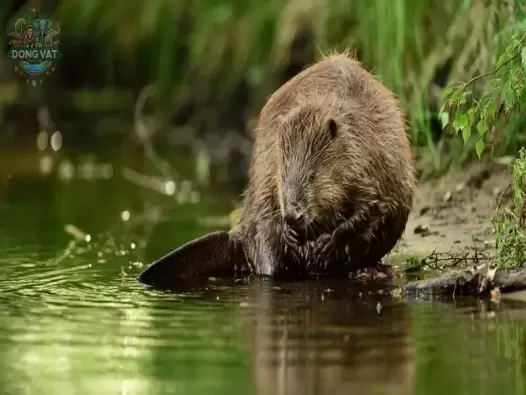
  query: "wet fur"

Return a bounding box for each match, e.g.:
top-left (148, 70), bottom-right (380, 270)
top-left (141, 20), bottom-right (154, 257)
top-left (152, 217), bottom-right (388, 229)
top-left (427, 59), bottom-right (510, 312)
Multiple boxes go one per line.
top-left (229, 51), bottom-right (416, 277)
top-left (138, 50), bottom-right (416, 285)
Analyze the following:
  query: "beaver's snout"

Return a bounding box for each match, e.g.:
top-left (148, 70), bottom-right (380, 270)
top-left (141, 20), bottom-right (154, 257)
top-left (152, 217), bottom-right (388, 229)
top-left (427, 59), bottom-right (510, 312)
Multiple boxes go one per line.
top-left (284, 210), bottom-right (305, 228)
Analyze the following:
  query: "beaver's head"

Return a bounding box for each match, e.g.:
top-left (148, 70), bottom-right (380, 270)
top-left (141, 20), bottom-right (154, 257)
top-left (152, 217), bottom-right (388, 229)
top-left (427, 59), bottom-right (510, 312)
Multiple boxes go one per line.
top-left (276, 102), bottom-right (350, 233)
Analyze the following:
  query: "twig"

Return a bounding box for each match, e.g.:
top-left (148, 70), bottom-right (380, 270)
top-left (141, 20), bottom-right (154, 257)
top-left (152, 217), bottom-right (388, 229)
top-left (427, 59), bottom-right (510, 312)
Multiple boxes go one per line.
top-left (416, 248), bottom-right (495, 272)
top-left (133, 84), bottom-right (177, 180)
top-left (457, 35), bottom-right (526, 92)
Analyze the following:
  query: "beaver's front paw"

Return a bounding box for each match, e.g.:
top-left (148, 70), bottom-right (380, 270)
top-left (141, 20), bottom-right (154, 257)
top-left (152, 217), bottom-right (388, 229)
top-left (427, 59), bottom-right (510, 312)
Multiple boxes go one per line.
top-left (309, 233), bottom-right (332, 270)
top-left (282, 224), bottom-right (302, 253)
top-left (320, 233), bottom-right (340, 258)
top-left (314, 233), bottom-right (354, 274)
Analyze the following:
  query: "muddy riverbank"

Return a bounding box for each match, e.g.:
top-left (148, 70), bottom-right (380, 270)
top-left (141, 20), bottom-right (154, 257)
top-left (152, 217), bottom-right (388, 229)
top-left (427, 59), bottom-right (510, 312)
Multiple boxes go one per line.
top-left (392, 161), bottom-right (510, 262)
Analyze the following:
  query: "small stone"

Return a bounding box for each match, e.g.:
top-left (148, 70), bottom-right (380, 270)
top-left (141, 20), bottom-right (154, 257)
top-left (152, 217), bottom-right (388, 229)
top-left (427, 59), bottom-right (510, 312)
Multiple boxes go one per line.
top-left (414, 224), bottom-right (429, 235)
top-left (492, 187), bottom-right (501, 197)
top-left (443, 191), bottom-right (453, 202)
top-left (455, 183), bottom-right (465, 192)
top-left (376, 272), bottom-right (388, 280)
top-left (419, 206), bottom-right (430, 216)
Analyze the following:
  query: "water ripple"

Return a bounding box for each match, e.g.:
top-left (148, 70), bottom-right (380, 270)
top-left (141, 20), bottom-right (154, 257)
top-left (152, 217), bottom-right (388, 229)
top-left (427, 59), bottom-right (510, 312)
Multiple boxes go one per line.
top-left (1, 227), bottom-right (526, 395)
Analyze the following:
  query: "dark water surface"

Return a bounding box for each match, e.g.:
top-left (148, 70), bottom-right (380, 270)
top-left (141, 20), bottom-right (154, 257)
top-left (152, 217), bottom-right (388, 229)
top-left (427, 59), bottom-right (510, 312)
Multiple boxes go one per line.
top-left (1, 150), bottom-right (526, 395)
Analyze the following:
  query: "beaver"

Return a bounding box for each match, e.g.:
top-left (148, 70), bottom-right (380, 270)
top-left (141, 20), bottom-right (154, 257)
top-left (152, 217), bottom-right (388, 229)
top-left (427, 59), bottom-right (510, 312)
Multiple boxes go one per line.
top-left (138, 50), bottom-right (416, 287)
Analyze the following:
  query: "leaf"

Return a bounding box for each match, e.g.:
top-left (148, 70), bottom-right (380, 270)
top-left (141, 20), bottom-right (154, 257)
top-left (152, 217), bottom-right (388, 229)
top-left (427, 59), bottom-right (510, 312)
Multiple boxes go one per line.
top-left (520, 88), bottom-right (526, 108)
top-left (449, 90), bottom-right (461, 105)
top-left (459, 92), bottom-right (468, 105)
top-left (462, 124), bottom-right (471, 144)
top-left (442, 87), bottom-right (454, 100)
top-left (440, 111), bottom-right (449, 129)
top-left (503, 88), bottom-right (515, 109)
top-left (496, 54), bottom-right (507, 68)
top-left (476, 139), bottom-right (485, 158)
top-left (459, 113), bottom-right (469, 130)
top-left (467, 108), bottom-right (475, 126)
top-left (483, 104), bottom-right (497, 123)
top-left (476, 119), bottom-right (487, 136)
top-left (452, 109), bottom-right (462, 132)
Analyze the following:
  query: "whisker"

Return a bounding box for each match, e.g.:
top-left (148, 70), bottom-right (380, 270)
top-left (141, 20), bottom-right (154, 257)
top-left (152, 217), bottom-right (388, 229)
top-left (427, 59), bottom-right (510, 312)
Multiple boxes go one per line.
top-left (295, 206), bottom-right (308, 217)
top-left (307, 223), bottom-right (316, 241)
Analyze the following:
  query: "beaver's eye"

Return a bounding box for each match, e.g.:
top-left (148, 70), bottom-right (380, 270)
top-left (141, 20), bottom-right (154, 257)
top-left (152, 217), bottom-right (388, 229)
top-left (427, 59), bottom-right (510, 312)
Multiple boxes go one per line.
top-left (309, 173), bottom-right (315, 182)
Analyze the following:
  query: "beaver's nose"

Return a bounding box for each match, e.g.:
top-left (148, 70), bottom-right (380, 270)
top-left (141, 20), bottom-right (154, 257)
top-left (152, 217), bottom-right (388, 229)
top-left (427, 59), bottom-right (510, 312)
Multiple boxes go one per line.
top-left (284, 211), bottom-right (304, 226)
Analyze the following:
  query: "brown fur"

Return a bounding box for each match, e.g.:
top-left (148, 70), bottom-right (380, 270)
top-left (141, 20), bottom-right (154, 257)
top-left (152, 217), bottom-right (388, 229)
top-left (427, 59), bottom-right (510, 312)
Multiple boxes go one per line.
top-left (230, 50), bottom-right (416, 277)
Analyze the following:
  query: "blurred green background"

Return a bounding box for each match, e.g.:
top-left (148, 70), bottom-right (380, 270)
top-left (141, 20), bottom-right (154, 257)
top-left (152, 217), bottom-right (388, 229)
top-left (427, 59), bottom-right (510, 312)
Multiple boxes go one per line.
top-left (2, 3), bottom-right (526, 394)
top-left (2, 0), bottom-right (526, 185)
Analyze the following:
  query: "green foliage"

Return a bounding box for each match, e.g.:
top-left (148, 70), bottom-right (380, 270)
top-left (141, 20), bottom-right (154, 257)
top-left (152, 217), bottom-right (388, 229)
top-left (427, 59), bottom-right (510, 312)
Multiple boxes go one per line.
top-left (439, 30), bottom-right (526, 268)
top-left (492, 147), bottom-right (526, 269)
top-left (440, 34), bottom-right (526, 159)
top-left (29, 2), bottom-right (524, 147)
top-left (2, 0), bottom-right (526, 171)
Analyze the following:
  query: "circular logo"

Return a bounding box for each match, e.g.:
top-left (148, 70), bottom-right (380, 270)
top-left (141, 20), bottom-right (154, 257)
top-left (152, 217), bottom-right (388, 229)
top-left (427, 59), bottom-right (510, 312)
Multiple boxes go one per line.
top-left (6, 8), bottom-right (61, 86)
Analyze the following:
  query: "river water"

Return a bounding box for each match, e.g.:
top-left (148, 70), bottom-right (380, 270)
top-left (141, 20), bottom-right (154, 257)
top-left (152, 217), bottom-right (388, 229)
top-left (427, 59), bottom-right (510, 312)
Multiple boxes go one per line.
top-left (1, 143), bottom-right (526, 395)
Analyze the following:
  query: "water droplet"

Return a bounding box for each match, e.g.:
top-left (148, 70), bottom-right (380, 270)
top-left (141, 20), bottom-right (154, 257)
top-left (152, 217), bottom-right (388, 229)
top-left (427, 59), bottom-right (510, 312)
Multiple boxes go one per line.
top-left (164, 181), bottom-right (176, 196)
top-left (121, 210), bottom-right (130, 222)
top-left (50, 131), bottom-right (62, 151)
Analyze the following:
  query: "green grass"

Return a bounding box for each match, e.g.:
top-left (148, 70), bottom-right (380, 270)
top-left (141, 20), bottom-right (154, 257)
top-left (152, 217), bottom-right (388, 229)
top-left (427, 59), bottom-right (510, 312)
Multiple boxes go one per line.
top-left (3, 0), bottom-right (526, 172)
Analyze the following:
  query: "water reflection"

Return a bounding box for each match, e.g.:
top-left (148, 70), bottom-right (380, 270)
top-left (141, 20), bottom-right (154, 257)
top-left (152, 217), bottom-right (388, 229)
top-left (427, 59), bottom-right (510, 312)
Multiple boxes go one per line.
top-left (2, 240), bottom-right (526, 395)
top-left (2, 154), bottom-right (526, 395)
top-left (244, 281), bottom-right (414, 395)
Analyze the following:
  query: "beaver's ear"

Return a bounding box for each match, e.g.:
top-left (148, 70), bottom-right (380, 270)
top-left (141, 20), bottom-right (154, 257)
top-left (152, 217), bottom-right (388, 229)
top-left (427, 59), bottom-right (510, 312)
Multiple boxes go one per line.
top-left (328, 118), bottom-right (338, 139)
top-left (137, 231), bottom-right (247, 289)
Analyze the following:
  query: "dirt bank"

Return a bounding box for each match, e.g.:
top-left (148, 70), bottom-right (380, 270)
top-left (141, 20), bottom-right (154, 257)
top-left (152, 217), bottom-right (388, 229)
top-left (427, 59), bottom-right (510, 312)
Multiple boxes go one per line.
top-left (391, 161), bottom-right (511, 261)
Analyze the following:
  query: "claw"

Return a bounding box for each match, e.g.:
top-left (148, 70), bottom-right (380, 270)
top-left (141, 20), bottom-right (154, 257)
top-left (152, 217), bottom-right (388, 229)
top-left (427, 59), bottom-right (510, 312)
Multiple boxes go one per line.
top-left (282, 224), bottom-right (302, 249)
